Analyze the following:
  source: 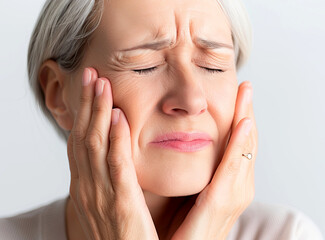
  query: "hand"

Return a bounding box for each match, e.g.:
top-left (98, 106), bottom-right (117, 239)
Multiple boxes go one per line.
top-left (67, 68), bottom-right (158, 240)
top-left (171, 81), bottom-right (258, 240)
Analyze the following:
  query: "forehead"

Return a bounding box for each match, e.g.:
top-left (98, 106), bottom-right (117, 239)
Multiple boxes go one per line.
top-left (94, 0), bottom-right (232, 51)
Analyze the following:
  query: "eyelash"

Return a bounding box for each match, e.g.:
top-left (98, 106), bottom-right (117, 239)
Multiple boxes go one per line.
top-left (132, 66), bottom-right (224, 75)
top-left (203, 67), bottom-right (224, 74)
top-left (133, 67), bottom-right (157, 74)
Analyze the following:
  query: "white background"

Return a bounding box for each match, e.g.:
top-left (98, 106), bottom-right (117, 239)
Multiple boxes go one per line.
top-left (0, 0), bottom-right (324, 236)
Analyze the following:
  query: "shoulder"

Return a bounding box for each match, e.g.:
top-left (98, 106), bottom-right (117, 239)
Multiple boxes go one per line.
top-left (0, 196), bottom-right (68, 240)
top-left (227, 201), bottom-right (324, 240)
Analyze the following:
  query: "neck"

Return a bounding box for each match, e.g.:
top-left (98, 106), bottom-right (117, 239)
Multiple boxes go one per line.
top-left (65, 192), bottom-right (195, 240)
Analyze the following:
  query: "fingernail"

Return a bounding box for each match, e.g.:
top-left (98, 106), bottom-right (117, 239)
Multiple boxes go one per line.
top-left (245, 87), bottom-right (252, 104)
top-left (112, 108), bottom-right (120, 125)
top-left (82, 68), bottom-right (91, 86)
top-left (95, 79), bottom-right (105, 96)
top-left (244, 118), bottom-right (253, 136)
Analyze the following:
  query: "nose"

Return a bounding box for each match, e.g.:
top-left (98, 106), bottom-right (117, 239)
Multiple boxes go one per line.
top-left (161, 66), bottom-right (208, 117)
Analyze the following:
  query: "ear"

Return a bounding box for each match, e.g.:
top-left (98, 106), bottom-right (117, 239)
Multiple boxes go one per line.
top-left (39, 60), bottom-right (74, 130)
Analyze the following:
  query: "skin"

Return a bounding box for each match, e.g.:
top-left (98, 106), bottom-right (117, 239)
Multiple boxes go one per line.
top-left (39, 0), bottom-right (258, 239)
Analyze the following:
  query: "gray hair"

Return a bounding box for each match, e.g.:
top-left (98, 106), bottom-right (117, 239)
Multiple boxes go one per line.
top-left (28, 0), bottom-right (252, 142)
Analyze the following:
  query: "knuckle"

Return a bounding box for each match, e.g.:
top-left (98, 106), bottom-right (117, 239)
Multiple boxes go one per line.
top-left (73, 125), bottom-right (87, 143)
top-left (80, 93), bottom-right (93, 106)
top-left (109, 133), bottom-right (123, 144)
top-left (204, 190), bottom-right (218, 206)
top-left (108, 150), bottom-right (126, 164)
top-left (85, 129), bottom-right (105, 152)
top-left (108, 151), bottom-right (128, 171)
top-left (92, 101), bottom-right (107, 115)
top-left (108, 157), bottom-right (131, 187)
top-left (109, 159), bottom-right (125, 177)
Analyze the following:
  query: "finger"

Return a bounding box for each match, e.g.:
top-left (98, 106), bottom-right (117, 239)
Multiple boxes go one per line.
top-left (247, 88), bottom-right (258, 149)
top-left (85, 78), bottom-right (113, 189)
top-left (214, 117), bottom-right (253, 184)
top-left (72, 68), bottom-right (98, 182)
top-left (222, 117), bottom-right (255, 203)
top-left (244, 83), bottom-right (257, 141)
top-left (67, 134), bottom-right (78, 180)
top-left (247, 101), bottom-right (258, 161)
top-left (232, 81), bottom-right (253, 132)
top-left (107, 108), bottom-right (139, 195)
top-left (231, 81), bottom-right (257, 165)
top-left (238, 82), bottom-right (258, 165)
top-left (246, 100), bottom-right (258, 179)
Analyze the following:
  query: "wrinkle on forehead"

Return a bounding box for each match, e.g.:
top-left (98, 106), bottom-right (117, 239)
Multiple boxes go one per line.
top-left (93, 0), bottom-right (233, 64)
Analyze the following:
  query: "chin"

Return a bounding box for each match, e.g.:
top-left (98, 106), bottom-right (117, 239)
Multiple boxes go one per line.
top-left (136, 149), bottom-right (218, 197)
top-left (146, 177), bottom-right (210, 197)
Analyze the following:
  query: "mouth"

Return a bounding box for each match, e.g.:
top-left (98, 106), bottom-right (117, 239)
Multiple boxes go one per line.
top-left (150, 132), bottom-right (212, 152)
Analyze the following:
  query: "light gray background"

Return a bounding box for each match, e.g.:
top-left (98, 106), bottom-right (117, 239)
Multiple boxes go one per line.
top-left (0, 0), bottom-right (324, 235)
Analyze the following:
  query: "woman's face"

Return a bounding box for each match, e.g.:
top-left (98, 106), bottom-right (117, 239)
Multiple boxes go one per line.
top-left (65, 0), bottom-right (238, 196)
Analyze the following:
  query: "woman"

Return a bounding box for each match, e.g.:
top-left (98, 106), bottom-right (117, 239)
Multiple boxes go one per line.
top-left (0, 0), bottom-right (323, 239)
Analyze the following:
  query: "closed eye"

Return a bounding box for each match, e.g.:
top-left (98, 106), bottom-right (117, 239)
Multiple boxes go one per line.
top-left (133, 67), bottom-right (157, 75)
top-left (133, 66), bottom-right (224, 75)
top-left (201, 67), bottom-right (224, 73)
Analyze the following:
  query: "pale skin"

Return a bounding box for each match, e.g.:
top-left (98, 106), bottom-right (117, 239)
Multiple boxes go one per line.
top-left (39, 0), bottom-right (258, 239)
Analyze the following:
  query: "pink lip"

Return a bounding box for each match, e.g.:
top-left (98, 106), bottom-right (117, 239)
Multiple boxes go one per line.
top-left (150, 132), bottom-right (212, 152)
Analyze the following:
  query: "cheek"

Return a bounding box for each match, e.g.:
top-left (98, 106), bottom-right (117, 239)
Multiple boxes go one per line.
top-left (108, 73), bottom-right (159, 110)
top-left (206, 73), bottom-right (238, 133)
top-left (106, 73), bottom-right (163, 153)
top-left (204, 73), bottom-right (237, 172)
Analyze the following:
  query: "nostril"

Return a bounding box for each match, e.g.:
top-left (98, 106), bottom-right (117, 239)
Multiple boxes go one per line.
top-left (171, 107), bottom-right (206, 116)
top-left (171, 108), bottom-right (188, 115)
top-left (161, 90), bottom-right (208, 116)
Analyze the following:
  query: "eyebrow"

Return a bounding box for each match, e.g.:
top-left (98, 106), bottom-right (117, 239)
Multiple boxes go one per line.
top-left (120, 40), bottom-right (173, 52)
top-left (119, 38), bottom-right (233, 52)
top-left (195, 38), bottom-right (234, 50)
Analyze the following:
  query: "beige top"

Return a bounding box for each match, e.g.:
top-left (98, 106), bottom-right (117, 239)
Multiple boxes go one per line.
top-left (0, 196), bottom-right (323, 240)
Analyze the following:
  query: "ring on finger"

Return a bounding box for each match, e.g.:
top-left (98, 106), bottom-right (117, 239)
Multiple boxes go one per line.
top-left (242, 153), bottom-right (253, 160)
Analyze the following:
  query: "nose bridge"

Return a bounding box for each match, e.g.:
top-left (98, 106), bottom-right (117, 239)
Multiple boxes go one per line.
top-left (175, 61), bottom-right (200, 91)
top-left (161, 15), bottom-right (208, 117)
top-left (170, 44), bottom-right (201, 92)
top-left (175, 62), bottom-right (206, 105)
top-left (162, 56), bottom-right (208, 116)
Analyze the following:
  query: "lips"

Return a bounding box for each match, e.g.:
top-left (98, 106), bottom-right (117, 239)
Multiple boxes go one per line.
top-left (150, 132), bottom-right (212, 152)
